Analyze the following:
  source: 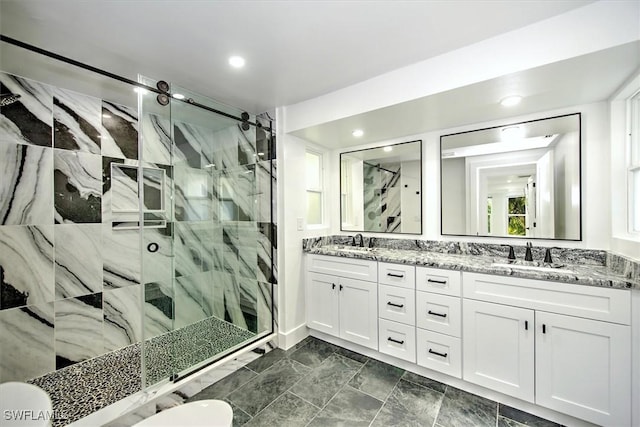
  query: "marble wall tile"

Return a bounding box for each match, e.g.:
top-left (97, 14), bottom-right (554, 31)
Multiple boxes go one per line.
top-left (174, 272), bottom-right (210, 329)
top-left (142, 223), bottom-right (173, 285)
top-left (255, 160), bottom-right (273, 224)
top-left (257, 281), bottom-right (273, 334)
top-left (222, 222), bottom-right (239, 275)
top-left (207, 270), bottom-right (226, 320)
top-left (0, 302), bottom-right (54, 381)
top-left (237, 223), bottom-right (257, 279)
top-left (54, 149), bottom-right (101, 223)
top-left (174, 221), bottom-right (214, 278)
top-left (55, 293), bottom-right (104, 369)
top-left (0, 141), bottom-right (54, 225)
top-left (209, 125), bottom-right (241, 170)
top-left (0, 225), bottom-right (54, 310)
top-left (174, 164), bottom-right (211, 221)
top-left (144, 281), bottom-right (173, 339)
top-left (103, 284), bottom-right (142, 352)
top-left (257, 222), bottom-right (276, 284)
top-left (101, 101), bottom-right (138, 160)
top-left (173, 121), bottom-right (210, 169)
top-left (53, 88), bottom-right (101, 154)
top-left (54, 223), bottom-right (103, 299)
top-left (140, 112), bottom-right (171, 165)
top-left (234, 165), bottom-right (255, 221)
top-left (238, 278), bottom-right (258, 333)
top-left (237, 124), bottom-right (256, 166)
top-left (255, 125), bottom-right (275, 161)
top-left (0, 72), bottom-right (53, 147)
top-left (102, 224), bottom-right (140, 290)
top-left (221, 273), bottom-right (247, 330)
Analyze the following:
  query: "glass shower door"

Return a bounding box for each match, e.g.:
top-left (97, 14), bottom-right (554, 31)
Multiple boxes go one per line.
top-left (140, 78), bottom-right (274, 386)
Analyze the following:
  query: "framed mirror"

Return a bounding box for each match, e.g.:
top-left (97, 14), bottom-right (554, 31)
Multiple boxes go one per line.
top-left (341, 140), bottom-right (422, 234)
top-left (440, 113), bottom-right (581, 240)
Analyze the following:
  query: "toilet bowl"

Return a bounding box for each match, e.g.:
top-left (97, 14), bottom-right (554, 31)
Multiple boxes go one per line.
top-left (0, 382), bottom-right (53, 427)
top-left (133, 400), bottom-right (233, 427)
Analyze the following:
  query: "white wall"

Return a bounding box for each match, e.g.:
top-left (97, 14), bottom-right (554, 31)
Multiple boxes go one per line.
top-left (400, 160), bottom-right (421, 233)
top-left (552, 131), bottom-right (580, 239)
top-left (441, 158), bottom-right (466, 234)
top-left (283, 1), bottom-right (639, 133)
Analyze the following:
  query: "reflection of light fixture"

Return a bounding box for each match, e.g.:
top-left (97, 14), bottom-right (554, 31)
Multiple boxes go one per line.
top-left (383, 146), bottom-right (393, 152)
top-left (102, 114), bottom-right (111, 119)
top-left (500, 95), bottom-right (522, 107)
top-left (229, 56), bottom-right (246, 68)
top-left (501, 126), bottom-right (524, 141)
top-left (204, 164), bottom-right (215, 168)
top-left (134, 87), bottom-right (148, 94)
top-left (172, 93), bottom-right (185, 100)
top-left (352, 129), bottom-right (364, 137)
top-left (257, 152), bottom-right (265, 156)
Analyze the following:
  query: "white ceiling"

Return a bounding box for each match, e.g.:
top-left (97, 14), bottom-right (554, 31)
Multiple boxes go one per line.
top-left (0, 0), bottom-right (595, 115)
top-left (292, 42), bottom-right (640, 148)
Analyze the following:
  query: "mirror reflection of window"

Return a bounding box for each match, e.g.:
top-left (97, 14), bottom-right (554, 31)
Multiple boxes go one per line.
top-left (440, 113), bottom-right (581, 240)
top-left (507, 196), bottom-right (527, 236)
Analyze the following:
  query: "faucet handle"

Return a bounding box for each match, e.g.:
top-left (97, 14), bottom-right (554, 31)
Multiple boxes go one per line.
top-left (544, 247), bottom-right (553, 264)
top-left (524, 241), bottom-right (533, 261)
top-left (502, 244), bottom-right (516, 260)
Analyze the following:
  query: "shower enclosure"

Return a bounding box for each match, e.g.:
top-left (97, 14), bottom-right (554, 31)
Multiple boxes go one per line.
top-left (136, 77), bottom-right (276, 385)
top-left (0, 34), bottom-right (276, 419)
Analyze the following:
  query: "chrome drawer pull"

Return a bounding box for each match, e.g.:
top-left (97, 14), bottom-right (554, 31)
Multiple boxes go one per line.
top-left (427, 278), bottom-right (447, 284)
top-left (387, 302), bottom-right (404, 308)
top-left (387, 337), bottom-right (404, 345)
top-left (387, 273), bottom-right (404, 278)
top-left (428, 349), bottom-right (448, 358)
top-left (428, 310), bottom-right (447, 318)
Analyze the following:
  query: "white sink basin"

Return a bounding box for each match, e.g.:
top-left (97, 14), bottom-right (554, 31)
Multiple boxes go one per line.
top-left (491, 263), bottom-right (574, 274)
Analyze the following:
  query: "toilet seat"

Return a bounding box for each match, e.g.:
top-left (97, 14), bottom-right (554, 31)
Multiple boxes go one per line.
top-left (133, 400), bottom-right (233, 427)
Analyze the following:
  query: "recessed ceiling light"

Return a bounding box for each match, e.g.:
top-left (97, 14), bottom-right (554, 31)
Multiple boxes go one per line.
top-left (257, 152), bottom-right (265, 156)
top-left (172, 93), bottom-right (185, 100)
top-left (500, 95), bottom-right (522, 107)
top-left (352, 129), bottom-right (364, 137)
top-left (229, 56), bottom-right (246, 68)
top-left (501, 125), bottom-right (524, 141)
top-left (383, 146), bottom-right (393, 152)
top-left (102, 113), bottom-right (111, 119)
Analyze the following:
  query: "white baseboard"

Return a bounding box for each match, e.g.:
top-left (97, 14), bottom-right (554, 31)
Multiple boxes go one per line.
top-left (278, 323), bottom-right (309, 350)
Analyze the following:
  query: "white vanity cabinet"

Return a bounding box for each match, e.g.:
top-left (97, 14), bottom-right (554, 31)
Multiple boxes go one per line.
top-left (306, 255), bottom-right (379, 350)
top-left (377, 262), bottom-right (417, 362)
top-left (415, 267), bottom-right (463, 378)
top-left (462, 272), bottom-right (632, 427)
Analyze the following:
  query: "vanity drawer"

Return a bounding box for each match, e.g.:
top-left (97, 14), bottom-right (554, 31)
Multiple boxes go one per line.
top-left (416, 292), bottom-right (461, 337)
top-left (307, 254), bottom-right (377, 282)
top-left (378, 262), bottom-right (416, 289)
top-left (379, 284), bottom-right (415, 326)
top-left (462, 272), bottom-right (631, 325)
top-left (378, 318), bottom-right (416, 363)
top-left (416, 329), bottom-right (462, 378)
top-left (416, 267), bottom-right (461, 296)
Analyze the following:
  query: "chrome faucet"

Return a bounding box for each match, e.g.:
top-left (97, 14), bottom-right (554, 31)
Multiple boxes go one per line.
top-left (352, 233), bottom-right (364, 247)
top-left (525, 242), bottom-right (533, 262)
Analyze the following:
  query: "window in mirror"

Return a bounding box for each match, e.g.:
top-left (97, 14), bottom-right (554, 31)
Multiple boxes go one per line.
top-left (305, 150), bottom-right (324, 226)
top-left (340, 140), bottom-right (422, 234)
top-left (440, 113), bottom-right (581, 240)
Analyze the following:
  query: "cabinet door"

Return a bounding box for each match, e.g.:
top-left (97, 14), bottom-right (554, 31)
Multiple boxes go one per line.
top-left (463, 299), bottom-right (535, 402)
top-left (306, 272), bottom-right (340, 337)
top-left (339, 277), bottom-right (378, 350)
top-left (536, 312), bottom-right (631, 426)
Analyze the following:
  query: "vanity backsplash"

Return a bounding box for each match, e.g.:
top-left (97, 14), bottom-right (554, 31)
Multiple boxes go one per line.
top-left (302, 235), bottom-right (639, 285)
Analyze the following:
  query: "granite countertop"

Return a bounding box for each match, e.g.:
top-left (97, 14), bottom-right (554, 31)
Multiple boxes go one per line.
top-left (305, 244), bottom-right (638, 290)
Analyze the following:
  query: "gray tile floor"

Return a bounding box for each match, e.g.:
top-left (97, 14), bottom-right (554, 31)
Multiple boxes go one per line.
top-left (189, 337), bottom-right (563, 427)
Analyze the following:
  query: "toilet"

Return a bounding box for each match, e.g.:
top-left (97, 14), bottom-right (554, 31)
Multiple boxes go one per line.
top-left (133, 400), bottom-right (233, 427)
top-left (0, 382), bottom-right (53, 427)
